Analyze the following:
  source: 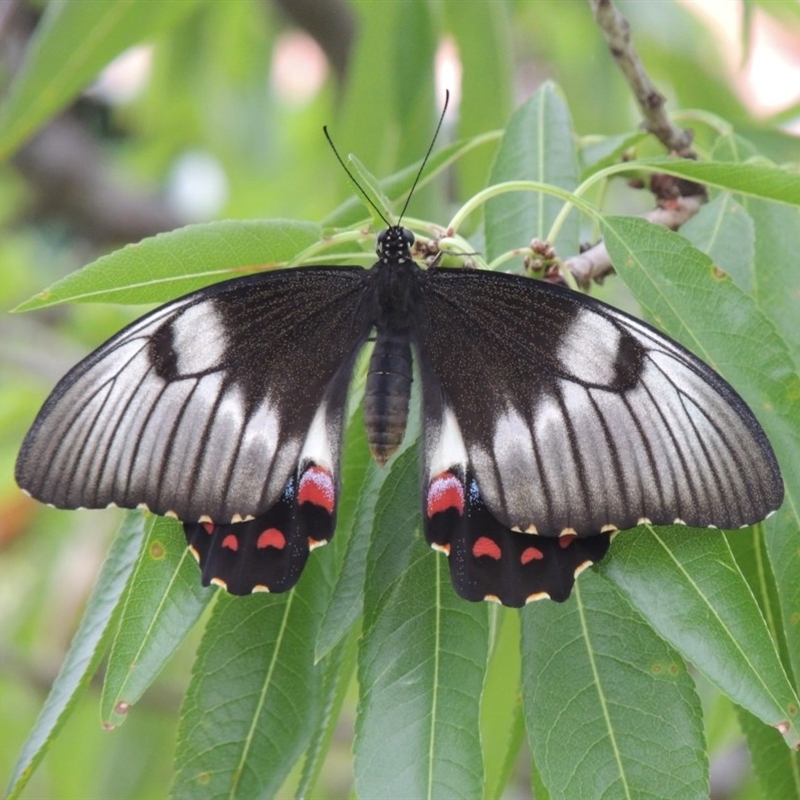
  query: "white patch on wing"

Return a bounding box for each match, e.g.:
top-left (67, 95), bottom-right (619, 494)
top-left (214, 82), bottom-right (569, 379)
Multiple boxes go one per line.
top-left (493, 405), bottom-right (541, 524)
top-left (557, 308), bottom-right (621, 385)
top-left (170, 301), bottom-right (227, 375)
top-left (558, 380), bottom-right (628, 529)
top-left (300, 401), bottom-right (335, 474)
top-left (425, 406), bottom-right (468, 479)
top-left (191, 383), bottom-right (249, 508)
top-left (468, 443), bottom-right (501, 513)
top-left (148, 378), bottom-right (210, 496)
top-left (532, 394), bottom-right (576, 525)
top-left (119, 376), bottom-right (196, 500)
top-left (231, 398), bottom-right (281, 492)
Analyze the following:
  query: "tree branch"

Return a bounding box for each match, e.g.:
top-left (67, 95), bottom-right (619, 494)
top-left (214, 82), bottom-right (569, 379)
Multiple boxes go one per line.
top-left (563, 0), bottom-right (708, 288)
top-left (588, 0), bottom-right (695, 156)
top-left (564, 195), bottom-right (706, 289)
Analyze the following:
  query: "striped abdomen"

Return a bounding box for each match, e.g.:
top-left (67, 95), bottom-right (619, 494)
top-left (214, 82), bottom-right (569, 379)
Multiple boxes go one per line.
top-left (364, 328), bottom-right (413, 464)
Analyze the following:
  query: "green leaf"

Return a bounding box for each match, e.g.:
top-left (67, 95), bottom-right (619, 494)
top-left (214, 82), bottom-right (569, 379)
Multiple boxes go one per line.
top-left (481, 609), bottom-right (525, 800)
top-left (171, 552), bottom-right (333, 800)
top-left (315, 460), bottom-right (381, 661)
top-left (711, 133), bottom-right (800, 361)
top-left (389, 0), bottom-right (437, 176)
top-left (521, 571), bottom-right (707, 799)
top-left (679, 193), bottom-right (755, 295)
top-left (317, 385), bottom-right (421, 661)
top-left (6, 513), bottom-right (146, 800)
top-left (741, 199), bottom-right (800, 355)
top-left (486, 81), bottom-right (580, 262)
top-left (602, 216), bottom-right (800, 698)
top-left (335, 0), bottom-right (395, 167)
top-left (341, 153), bottom-right (395, 228)
top-left (14, 220), bottom-right (323, 309)
top-left (601, 528), bottom-right (800, 746)
top-left (355, 447), bottom-right (490, 798)
top-left (630, 156), bottom-right (800, 207)
top-left (296, 630), bottom-right (359, 799)
top-left (314, 402), bottom-right (374, 660)
top-left (738, 707), bottom-right (800, 798)
top-left (726, 527), bottom-right (792, 675)
top-left (443, 0), bottom-right (512, 197)
top-left (100, 517), bottom-right (213, 729)
top-left (0, 0), bottom-right (205, 159)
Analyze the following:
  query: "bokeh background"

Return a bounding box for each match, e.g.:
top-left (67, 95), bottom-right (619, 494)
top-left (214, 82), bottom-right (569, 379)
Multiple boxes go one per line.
top-left (1, 1), bottom-right (799, 797)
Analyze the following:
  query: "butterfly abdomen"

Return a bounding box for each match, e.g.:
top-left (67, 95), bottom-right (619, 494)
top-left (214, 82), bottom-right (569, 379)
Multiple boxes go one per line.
top-left (364, 327), bottom-right (413, 464)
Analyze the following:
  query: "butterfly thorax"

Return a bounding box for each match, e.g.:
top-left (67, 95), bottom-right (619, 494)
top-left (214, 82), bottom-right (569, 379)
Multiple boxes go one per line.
top-left (364, 225), bottom-right (421, 464)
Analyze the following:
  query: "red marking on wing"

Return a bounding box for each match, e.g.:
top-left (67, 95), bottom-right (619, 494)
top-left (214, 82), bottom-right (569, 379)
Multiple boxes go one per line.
top-left (221, 534), bottom-right (238, 551)
top-left (298, 466), bottom-right (335, 513)
top-left (521, 546), bottom-right (544, 564)
top-left (559, 534), bottom-right (576, 549)
top-left (257, 528), bottom-right (286, 550)
top-left (473, 536), bottom-right (502, 560)
top-left (426, 472), bottom-right (465, 517)
top-left (202, 522), bottom-right (214, 534)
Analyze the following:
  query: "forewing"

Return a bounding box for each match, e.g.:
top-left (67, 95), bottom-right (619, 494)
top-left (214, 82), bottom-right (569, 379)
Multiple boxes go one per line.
top-left (416, 268), bottom-right (783, 536)
top-left (16, 267), bottom-right (372, 523)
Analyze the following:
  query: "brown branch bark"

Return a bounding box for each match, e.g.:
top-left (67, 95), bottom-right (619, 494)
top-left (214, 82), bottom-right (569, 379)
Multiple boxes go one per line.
top-left (564, 0), bottom-right (708, 288)
top-left (588, 0), bottom-right (695, 156)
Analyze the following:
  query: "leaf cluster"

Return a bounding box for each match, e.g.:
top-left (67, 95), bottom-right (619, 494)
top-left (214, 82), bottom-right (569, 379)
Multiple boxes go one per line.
top-left (2, 2), bottom-right (800, 799)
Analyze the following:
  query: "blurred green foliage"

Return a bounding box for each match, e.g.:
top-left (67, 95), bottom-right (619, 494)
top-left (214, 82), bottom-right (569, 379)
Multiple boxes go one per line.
top-left (2, 1), bottom-right (800, 798)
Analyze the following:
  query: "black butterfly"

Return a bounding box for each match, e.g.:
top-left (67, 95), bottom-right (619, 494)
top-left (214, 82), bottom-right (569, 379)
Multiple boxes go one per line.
top-left (15, 206), bottom-right (784, 607)
top-left (14, 96), bottom-right (785, 608)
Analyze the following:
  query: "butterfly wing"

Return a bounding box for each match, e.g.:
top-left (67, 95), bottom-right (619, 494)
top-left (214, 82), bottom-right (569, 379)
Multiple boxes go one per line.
top-left (17, 267), bottom-right (373, 592)
top-left (416, 268), bottom-right (782, 605)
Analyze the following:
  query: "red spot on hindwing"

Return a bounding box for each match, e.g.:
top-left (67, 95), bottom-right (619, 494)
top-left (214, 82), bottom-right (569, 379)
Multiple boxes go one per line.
top-left (257, 528), bottom-right (286, 550)
top-left (559, 534), bottom-right (576, 549)
top-left (521, 546), bottom-right (544, 564)
top-left (202, 521), bottom-right (214, 534)
top-left (298, 466), bottom-right (335, 513)
top-left (221, 534), bottom-right (238, 552)
top-left (472, 536), bottom-right (502, 560)
top-left (426, 472), bottom-right (465, 518)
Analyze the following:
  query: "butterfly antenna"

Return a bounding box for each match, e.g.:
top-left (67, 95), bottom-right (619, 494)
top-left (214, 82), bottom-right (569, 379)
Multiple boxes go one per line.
top-left (398, 89), bottom-right (449, 224)
top-left (324, 90), bottom-right (449, 229)
top-left (323, 126), bottom-right (392, 229)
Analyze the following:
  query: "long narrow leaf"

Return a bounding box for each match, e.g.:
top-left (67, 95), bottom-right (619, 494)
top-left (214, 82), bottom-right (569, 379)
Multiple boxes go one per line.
top-left (355, 448), bottom-right (489, 798)
top-left (486, 81), bottom-right (580, 261)
top-left (171, 553), bottom-right (333, 800)
top-left (0, 0), bottom-right (204, 159)
top-left (6, 513), bottom-right (146, 799)
top-left (601, 528), bottom-right (800, 747)
top-left (522, 571), bottom-right (707, 799)
top-left (738, 708), bottom-right (800, 798)
top-left (15, 220), bottom-right (323, 310)
top-left (100, 517), bottom-right (213, 728)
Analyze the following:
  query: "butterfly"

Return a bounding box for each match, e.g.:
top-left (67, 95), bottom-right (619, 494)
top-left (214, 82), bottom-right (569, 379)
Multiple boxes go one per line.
top-left (14, 211), bottom-right (784, 607)
top-left (14, 101), bottom-right (784, 607)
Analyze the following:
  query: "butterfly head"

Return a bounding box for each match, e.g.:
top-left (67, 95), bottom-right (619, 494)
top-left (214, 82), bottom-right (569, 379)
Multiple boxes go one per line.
top-left (377, 225), bottom-right (415, 265)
